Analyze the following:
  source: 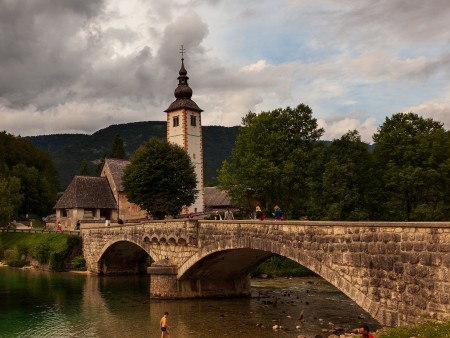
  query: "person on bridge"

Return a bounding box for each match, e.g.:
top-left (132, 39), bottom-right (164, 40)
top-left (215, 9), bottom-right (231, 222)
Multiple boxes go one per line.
top-left (256, 205), bottom-right (264, 221)
top-left (224, 208), bottom-right (234, 220)
top-left (213, 211), bottom-right (222, 220)
top-left (160, 311), bottom-right (170, 338)
top-left (273, 205), bottom-right (283, 220)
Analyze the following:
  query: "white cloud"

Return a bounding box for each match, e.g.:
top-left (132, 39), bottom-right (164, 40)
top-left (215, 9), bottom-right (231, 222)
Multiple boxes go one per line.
top-left (240, 60), bottom-right (269, 72)
top-left (405, 99), bottom-right (450, 128)
top-left (318, 117), bottom-right (378, 143)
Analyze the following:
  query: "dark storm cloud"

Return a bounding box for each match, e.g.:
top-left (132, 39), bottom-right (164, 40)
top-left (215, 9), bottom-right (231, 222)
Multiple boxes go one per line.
top-left (0, 0), bottom-right (106, 107)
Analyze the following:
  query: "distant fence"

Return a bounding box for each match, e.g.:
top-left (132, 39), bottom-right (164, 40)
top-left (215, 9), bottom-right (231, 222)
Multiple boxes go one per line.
top-left (0, 228), bottom-right (80, 236)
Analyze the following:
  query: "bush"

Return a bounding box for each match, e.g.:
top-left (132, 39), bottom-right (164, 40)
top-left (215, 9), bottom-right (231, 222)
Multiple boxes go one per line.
top-left (251, 255), bottom-right (317, 278)
top-left (49, 251), bottom-right (66, 272)
top-left (31, 242), bottom-right (51, 264)
top-left (4, 248), bottom-right (28, 267)
top-left (16, 242), bottom-right (29, 257)
top-left (71, 256), bottom-right (86, 270)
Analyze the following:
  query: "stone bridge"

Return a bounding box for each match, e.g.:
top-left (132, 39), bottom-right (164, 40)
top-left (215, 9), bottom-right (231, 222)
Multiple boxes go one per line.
top-left (81, 220), bottom-right (450, 327)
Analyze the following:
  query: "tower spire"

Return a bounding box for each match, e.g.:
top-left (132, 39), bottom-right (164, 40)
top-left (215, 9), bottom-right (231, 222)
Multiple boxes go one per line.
top-left (165, 45), bottom-right (203, 112)
top-left (175, 45), bottom-right (191, 99)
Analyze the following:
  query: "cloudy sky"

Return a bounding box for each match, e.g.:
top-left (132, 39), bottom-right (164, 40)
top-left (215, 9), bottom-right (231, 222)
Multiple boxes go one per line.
top-left (0, 0), bottom-right (449, 142)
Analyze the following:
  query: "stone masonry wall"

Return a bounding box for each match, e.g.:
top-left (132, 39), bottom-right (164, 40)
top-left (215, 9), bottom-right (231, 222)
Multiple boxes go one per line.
top-left (192, 221), bottom-right (450, 327)
top-left (82, 220), bottom-right (450, 327)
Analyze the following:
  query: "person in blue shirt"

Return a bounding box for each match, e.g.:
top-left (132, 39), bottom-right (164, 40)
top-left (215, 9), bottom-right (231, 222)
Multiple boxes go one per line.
top-left (273, 205), bottom-right (283, 220)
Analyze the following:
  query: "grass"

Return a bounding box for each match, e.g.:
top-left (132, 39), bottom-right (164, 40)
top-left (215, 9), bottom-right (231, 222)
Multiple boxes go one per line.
top-left (0, 232), bottom-right (81, 271)
top-left (378, 320), bottom-right (450, 338)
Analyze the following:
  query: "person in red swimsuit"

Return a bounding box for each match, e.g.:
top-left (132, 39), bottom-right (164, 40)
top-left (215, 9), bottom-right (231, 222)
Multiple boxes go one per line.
top-left (359, 324), bottom-right (375, 338)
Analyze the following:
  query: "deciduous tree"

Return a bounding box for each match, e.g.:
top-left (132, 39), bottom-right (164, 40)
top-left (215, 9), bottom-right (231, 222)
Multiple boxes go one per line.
top-left (373, 112), bottom-right (450, 220)
top-left (122, 137), bottom-right (197, 219)
top-left (0, 176), bottom-right (23, 226)
top-left (218, 104), bottom-right (324, 217)
top-left (312, 130), bottom-right (375, 220)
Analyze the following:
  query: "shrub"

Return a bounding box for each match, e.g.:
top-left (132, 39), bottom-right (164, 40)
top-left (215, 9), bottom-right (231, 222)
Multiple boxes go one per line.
top-left (49, 251), bottom-right (66, 272)
top-left (16, 242), bottom-right (29, 257)
top-left (251, 255), bottom-right (317, 278)
top-left (31, 242), bottom-right (51, 264)
top-left (71, 256), bottom-right (86, 270)
top-left (4, 248), bottom-right (28, 267)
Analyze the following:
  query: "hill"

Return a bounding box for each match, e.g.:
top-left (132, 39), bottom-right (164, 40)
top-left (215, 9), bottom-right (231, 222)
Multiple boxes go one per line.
top-left (27, 121), bottom-right (240, 189)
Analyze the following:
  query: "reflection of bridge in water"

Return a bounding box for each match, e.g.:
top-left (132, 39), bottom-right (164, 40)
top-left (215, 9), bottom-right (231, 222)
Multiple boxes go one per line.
top-left (81, 220), bottom-right (450, 327)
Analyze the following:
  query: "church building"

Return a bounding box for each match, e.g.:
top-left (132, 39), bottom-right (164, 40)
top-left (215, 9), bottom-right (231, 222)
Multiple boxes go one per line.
top-left (52, 50), bottom-right (211, 227)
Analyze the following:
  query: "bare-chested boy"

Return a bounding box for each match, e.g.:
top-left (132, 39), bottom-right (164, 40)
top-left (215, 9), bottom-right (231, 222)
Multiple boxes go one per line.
top-left (160, 312), bottom-right (170, 338)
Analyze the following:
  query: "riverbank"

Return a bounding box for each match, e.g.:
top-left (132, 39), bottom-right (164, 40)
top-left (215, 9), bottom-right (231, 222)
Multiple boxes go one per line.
top-left (0, 232), bottom-right (82, 271)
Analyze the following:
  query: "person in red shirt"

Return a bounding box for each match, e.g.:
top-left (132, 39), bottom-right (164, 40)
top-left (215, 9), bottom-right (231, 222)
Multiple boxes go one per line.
top-left (359, 324), bottom-right (375, 338)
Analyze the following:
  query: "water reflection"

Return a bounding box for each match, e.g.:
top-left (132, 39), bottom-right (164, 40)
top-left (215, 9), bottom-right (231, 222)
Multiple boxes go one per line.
top-left (0, 268), bottom-right (380, 338)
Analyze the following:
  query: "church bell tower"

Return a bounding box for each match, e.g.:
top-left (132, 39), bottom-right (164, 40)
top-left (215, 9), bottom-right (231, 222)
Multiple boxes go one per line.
top-left (165, 46), bottom-right (204, 214)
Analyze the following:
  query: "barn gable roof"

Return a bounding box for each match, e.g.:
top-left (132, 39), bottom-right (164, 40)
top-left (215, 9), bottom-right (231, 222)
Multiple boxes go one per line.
top-left (204, 187), bottom-right (231, 209)
top-left (54, 176), bottom-right (117, 209)
top-left (104, 158), bottom-right (130, 192)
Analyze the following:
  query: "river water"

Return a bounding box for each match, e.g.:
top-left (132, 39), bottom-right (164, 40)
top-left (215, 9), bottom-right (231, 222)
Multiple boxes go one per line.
top-left (0, 267), bottom-right (381, 338)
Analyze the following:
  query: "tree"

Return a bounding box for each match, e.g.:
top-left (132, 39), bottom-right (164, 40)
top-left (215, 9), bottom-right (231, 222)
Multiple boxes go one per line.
top-left (122, 137), bottom-right (198, 219)
top-left (218, 104), bottom-right (324, 217)
top-left (373, 112), bottom-right (450, 220)
top-left (0, 131), bottom-right (59, 218)
top-left (0, 176), bottom-right (23, 226)
top-left (96, 148), bottom-right (107, 176)
top-left (110, 134), bottom-right (126, 159)
top-left (311, 130), bottom-right (375, 220)
top-left (79, 160), bottom-right (90, 176)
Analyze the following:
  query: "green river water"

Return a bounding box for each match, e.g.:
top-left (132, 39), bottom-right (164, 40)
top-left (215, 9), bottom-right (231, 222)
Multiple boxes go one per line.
top-left (0, 267), bottom-right (381, 338)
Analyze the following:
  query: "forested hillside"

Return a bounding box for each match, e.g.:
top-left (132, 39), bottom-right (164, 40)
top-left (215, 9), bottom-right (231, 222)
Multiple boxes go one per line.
top-left (27, 121), bottom-right (240, 188)
top-left (0, 132), bottom-right (60, 224)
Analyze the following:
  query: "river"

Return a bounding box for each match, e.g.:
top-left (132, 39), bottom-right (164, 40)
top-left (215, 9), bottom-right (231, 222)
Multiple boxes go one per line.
top-left (0, 267), bottom-right (381, 338)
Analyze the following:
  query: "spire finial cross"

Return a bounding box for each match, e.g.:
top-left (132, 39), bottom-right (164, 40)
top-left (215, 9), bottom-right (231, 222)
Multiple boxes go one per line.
top-left (179, 45), bottom-right (185, 59)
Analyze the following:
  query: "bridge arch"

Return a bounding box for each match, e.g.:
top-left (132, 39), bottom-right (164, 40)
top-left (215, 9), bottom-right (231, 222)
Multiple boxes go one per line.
top-left (97, 238), bottom-right (156, 275)
top-left (178, 236), bottom-right (382, 324)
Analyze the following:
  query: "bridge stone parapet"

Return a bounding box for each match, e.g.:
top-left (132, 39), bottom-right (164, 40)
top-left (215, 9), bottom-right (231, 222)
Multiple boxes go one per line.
top-left (81, 220), bottom-right (450, 327)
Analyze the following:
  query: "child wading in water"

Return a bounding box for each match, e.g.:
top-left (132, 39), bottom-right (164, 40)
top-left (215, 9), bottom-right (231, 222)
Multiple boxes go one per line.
top-left (160, 311), bottom-right (170, 337)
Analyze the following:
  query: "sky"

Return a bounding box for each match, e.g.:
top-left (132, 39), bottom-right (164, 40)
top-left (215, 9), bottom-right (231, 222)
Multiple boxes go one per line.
top-left (0, 0), bottom-right (449, 143)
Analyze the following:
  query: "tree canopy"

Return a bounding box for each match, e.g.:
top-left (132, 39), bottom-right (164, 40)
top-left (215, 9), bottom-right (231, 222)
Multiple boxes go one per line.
top-left (0, 131), bottom-right (59, 224)
top-left (218, 104), bottom-right (324, 217)
top-left (218, 108), bottom-right (449, 221)
top-left (373, 112), bottom-right (450, 221)
top-left (122, 137), bottom-right (198, 219)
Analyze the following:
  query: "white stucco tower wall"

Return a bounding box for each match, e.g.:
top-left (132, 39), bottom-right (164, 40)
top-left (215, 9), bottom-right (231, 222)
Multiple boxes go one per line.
top-left (165, 56), bottom-right (204, 213)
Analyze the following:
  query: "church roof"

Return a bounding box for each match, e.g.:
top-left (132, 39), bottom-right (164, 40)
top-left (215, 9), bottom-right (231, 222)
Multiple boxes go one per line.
top-left (165, 57), bottom-right (203, 113)
top-left (54, 176), bottom-right (117, 209)
top-left (165, 98), bottom-right (203, 112)
top-left (104, 158), bottom-right (130, 192)
top-left (204, 187), bottom-right (231, 209)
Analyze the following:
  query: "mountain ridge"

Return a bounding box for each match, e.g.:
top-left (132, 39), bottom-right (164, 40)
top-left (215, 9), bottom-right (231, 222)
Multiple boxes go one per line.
top-left (27, 121), bottom-right (240, 189)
